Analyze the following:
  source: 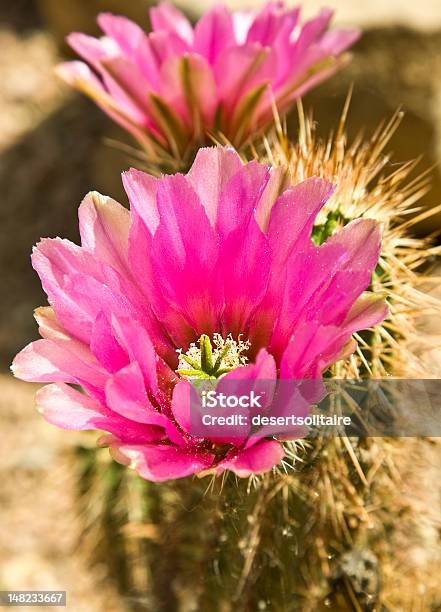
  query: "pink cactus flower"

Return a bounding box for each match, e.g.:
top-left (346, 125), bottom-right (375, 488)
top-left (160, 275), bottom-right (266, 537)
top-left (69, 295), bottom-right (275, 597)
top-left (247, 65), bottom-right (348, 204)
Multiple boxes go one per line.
top-left (12, 147), bottom-right (386, 481)
top-left (57, 2), bottom-right (360, 162)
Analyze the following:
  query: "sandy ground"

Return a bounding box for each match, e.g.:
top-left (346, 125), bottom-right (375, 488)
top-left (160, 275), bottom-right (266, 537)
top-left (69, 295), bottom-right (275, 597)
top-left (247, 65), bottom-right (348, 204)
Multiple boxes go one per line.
top-left (0, 376), bottom-right (125, 611)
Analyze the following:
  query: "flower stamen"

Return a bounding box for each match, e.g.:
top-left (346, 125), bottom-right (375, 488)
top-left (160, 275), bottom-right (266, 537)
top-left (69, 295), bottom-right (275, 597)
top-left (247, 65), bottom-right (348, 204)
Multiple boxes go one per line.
top-left (177, 334), bottom-right (250, 380)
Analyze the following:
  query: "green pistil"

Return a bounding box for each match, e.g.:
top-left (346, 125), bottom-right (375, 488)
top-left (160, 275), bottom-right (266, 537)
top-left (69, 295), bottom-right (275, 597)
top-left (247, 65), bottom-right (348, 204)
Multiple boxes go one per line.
top-left (177, 334), bottom-right (249, 381)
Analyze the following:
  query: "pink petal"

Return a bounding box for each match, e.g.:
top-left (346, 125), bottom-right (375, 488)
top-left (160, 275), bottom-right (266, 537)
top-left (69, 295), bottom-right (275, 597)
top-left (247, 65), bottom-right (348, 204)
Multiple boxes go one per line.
top-left (99, 55), bottom-right (154, 121)
top-left (122, 168), bottom-right (159, 234)
top-left (97, 13), bottom-right (147, 58)
top-left (56, 61), bottom-right (151, 144)
top-left (79, 191), bottom-right (130, 271)
top-left (267, 178), bottom-right (334, 268)
top-left (319, 28), bottom-right (361, 55)
top-left (193, 5), bottom-right (235, 64)
top-left (37, 383), bottom-right (164, 443)
top-left (11, 338), bottom-right (107, 395)
top-left (216, 159), bottom-right (270, 237)
top-left (217, 349), bottom-right (277, 417)
top-left (127, 212), bottom-right (189, 357)
top-left (171, 379), bottom-right (192, 433)
top-left (279, 290), bottom-right (387, 379)
top-left (158, 53), bottom-right (218, 128)
top-left (247, 2), bottom-right (299, 47)
top-left (67, 32), bottom-right (118, 68)
top-left (272, 56), bottom-right (348, 119)
top-left (268, 242), bottom-right (347, 361)
top-left (269, 10), bottom-right (339, 97)
top-left (56, 60), bottom-right (103, 90)
top-left (90, 311), bottom-right (128, 373)
top-left (105, 362), bottom-right (164, 426)
top-left (247, 382), bottom-right (316, 442)
top-left (326, 218), bottom-right (382, 272)
top-left (255, 166), bottom-right (290, 232)
top-left (210, 158), bottom-right (271, 333)
top-left (149, 1), bottom-right (193, 45)
top-left (148, 29), bottom-right (187, 63)
top-left (291, 9), bottom-right (334, 56)
top-left (342, 294), bottom-right (389, 332)
top-left (110, 443), bottom-right (214, 481)
top-left (34, 307), bottom-right (71, 341)
top-left (217, 439), bottom-right (284, 477)
top-left (232, 10), bottom-right (255, 44)
top-left (32, 238), bottom-right (131, 344)
top-left (151, 174), bottom-right (223, 335)
top-left (214, 43), bottom-right (274, 115)
top-left (279, 323), bottom-right (339, 379)
top-left (110, 315), bottom-right (158, 393)
top-left (98, 14), bottom-right (163, 88)
top-left (187, 146), bottom-right (243, 226)
top-left (249, 178), bottom-right (334, 349)
top-left (220, 218), bottom-right (270, 335)
top-left (220, 348), bottom-right (277, 391)
top-left (35, 307), bottom-right (124, 388)
top-left (314, 220), bottom-right (383, 325)
top-left (318, 270), bottom-right (376, 327)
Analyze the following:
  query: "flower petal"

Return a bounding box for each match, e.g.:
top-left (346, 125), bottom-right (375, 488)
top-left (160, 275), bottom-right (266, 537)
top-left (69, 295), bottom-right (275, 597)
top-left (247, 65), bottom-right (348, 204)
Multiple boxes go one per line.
top-left (247, 2), bottom-right (299, 47)
top-left (110, 443), bottom-right (214, 481)
top-left (37, 383), bottom-right (163, 443)
top-left (11, 338), bottom-right (106, 395)
top-left (150, 1), bottom-right (194, 46)
top-left (158, 54), bottom-right (218, 129)
top-left (32, 238), bottom-right (136, 344)
top-left (187, 146), bottom-right (243, 226)
top-left (151, 174), bottom-right (223, 335)
top-left (267, 177), bottom-right (335, 267)
top-left (105, 362), bottom-right (163, 426)
top-left (67, 32), bottom-right (118, 68)
top-left (220, 218), bottom-right (270, 335)
top-left (123, 168), bottom-right (159, 234)
top-left (56, 61), bottom-right (153, 146)
top-left (249, 178), bottom-right (334, 349)
top-left (216, 159), bottom-right (270, 237)
top-left (90, 311), bottom-right (128, 373)
top-left (342, 294), bottom-right (389, 332)
top-left (110, 315), bottom-right (159, 393)
top-left (214, 43), bottom-right (274, 118)
top-left (217, 439), bottom-right (284, 477)
top-left (193, 5), bottom-right (235, 64)
top-left (97, 12), bottom-right (146, 58)
top-left (79, 191), bottom-right (130, 271)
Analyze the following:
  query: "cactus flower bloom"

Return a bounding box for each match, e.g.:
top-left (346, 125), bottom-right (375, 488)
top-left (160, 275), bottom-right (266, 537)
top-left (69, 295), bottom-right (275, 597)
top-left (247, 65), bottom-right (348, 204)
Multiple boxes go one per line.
top-left (57, 2), bottom-right (359, 163)
top-left (12, 147), bottom-right (386, 481)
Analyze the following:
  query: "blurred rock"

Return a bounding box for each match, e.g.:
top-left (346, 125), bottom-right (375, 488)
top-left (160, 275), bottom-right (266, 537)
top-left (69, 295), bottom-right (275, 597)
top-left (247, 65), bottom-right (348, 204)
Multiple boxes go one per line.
top-left (0, 0), bottom-right (42, 32)
top-left (301, 27), bottom-right (441, 235)
top-left (37, 0), bottom-right (152, 48)
top-left (0, 28), bottom-right (63, 150)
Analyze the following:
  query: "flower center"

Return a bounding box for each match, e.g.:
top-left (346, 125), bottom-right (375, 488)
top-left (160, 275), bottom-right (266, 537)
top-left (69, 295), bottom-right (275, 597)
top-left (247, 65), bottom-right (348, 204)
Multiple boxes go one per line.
top-left (177, 334), bottom-right (250, 380)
